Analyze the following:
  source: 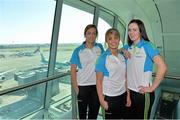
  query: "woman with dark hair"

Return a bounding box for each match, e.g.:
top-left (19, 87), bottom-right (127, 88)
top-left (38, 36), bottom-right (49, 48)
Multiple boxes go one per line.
top-left (124, 19), bottom-right (167, 119)
top-left (70, 24), bottom-right (104, 119)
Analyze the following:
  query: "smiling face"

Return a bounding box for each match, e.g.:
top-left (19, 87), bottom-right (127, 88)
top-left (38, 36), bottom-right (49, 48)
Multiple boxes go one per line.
top-left (106, 34), bottom-right (120, 50)
top-left (105, 29), bottom-right (120, 50)
top-left (128, 22), bottom-right (141, 43)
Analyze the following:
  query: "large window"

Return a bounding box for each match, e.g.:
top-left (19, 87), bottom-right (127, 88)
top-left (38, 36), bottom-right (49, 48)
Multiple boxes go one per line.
top-left (0, 0), bottom-right (128, 119)
top-left (0, 0), bottom-right (56, 119)
top-left (0, 0), bottom-right (55, 89)
top-left (49, 2), bottom-right (94, 119)
top-left (56, 3), bottom-right (94, 67)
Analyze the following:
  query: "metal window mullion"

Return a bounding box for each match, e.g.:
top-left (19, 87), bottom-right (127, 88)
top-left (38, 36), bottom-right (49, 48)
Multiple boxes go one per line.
top-left (93, 5), bottom-right (99, 26)
top-left (113, 15), bottom-right (118, 29)
top-left (43, 0), bottom-right (63, 119)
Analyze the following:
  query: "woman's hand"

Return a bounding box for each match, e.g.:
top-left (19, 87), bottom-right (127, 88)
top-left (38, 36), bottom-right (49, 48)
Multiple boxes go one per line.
top-left (138, 86), bottom-right (154, 94)
top-left (75, 87), bottom-right (79, 95)
top-left (122, 49), bottom-right (131, 59)
top-left (100, 100), bottom-right (109, 110)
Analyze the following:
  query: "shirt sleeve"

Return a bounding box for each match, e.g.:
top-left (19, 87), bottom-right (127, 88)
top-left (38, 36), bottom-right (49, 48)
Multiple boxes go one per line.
top-left (98, 43), bottom-right (105, 53)
top-left (123, 44), bottom-right (129, 50)
top-left (70, 48), bottom-right (82, 68)
top-left (95, 54), bottom-right (109, 76)
top-left (144, 42), bottom-right (160, 60)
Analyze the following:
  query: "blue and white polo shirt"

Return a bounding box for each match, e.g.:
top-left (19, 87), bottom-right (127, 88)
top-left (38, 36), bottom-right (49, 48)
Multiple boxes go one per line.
top-left (70, 42), bottom-right (104, 86)
top-left (95, 49), bottom-right (126, 97)
top-left (124, 38), bottom-right (159, 92)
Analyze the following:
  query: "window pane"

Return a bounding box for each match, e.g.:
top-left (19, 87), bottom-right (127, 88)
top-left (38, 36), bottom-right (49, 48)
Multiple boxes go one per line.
top-left (0, 0), bottom-right (55, 119)
top-left (0, 84), bottom-right (45, 119)
top-left (55, 3), bottom-right (94, 73)
top-left (98, 10), bottom-right (113, 46)
top-left (0, 0), bottom-right (55, 90)
top-left (49, 2), bottom-right (94, 119)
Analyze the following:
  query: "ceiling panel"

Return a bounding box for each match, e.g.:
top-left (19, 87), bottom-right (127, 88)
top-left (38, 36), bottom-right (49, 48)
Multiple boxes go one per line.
top-left (155, 0), bottom-right (180, 33)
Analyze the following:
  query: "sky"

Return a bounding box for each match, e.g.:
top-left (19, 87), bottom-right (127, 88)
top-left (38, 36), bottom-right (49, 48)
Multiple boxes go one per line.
top-left (0, 0), bottom-right (54, 44)
top-left (0, 0), bottom-right (110, 45)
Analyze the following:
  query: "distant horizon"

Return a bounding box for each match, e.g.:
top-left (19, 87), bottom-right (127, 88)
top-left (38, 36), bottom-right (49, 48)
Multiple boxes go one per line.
top-left (0, 1), bottom-right (108, 45)
top-left (0, 43), bottom-right (83, 48)
top-left (0, 42), bottom-right (106, 46)
top-left (0, 43), bottom-right (82, 45)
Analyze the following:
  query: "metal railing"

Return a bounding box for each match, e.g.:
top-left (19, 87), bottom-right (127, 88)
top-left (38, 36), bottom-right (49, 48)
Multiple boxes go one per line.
top-left (0, 72), bottom-right (70, 96)
top-left (152, 73), bottom-right (180, 80)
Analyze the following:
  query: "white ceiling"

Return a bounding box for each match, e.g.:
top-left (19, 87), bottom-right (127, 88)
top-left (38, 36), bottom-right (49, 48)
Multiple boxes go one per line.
top-left (90, 0), bottom-right (180, 32)
top-left (89, 0), bottom-right (180, 76)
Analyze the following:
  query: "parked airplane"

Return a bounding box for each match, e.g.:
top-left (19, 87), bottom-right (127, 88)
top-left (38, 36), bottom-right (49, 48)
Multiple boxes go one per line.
top-left (39, 52), bottom-right (70, 70)
top-left (9, 47), bottom-right (40, 58)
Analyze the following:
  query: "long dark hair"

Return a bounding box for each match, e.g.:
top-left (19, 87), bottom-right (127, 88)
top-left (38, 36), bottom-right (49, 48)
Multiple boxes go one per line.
top-left (83, 24), bottom-right (98, 44)
top-left (127, 19), bottom-right (150, 46)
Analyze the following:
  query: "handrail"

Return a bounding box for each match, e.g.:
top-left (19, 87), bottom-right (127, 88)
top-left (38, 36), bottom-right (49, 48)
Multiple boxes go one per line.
top-left (0, 72), bottom-right (179, 96)
top-left (152, 73), bottom-right (180, 80)
top-left (0, 72), bottom-right (71, 96)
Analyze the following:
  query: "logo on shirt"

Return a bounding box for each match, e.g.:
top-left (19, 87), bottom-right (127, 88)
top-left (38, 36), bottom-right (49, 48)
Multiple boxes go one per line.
top-left (129, 47), bottom-right (144, 58)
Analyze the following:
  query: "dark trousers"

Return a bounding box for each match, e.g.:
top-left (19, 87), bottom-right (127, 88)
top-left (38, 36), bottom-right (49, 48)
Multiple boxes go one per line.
top-left (104, 92), bottom-right (127, 119)
top-left (77, 85), bottom-right (100, 119)
top-left (126, 90), bottom-right (155, 119)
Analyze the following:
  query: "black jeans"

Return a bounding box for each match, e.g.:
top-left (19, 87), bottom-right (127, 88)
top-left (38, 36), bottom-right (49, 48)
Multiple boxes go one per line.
top-left (126, 90), bottom-right (155, 119)
top-left (77, 85), bottom-right (100, 119)
top-left (104, 92), bottom-right (127, 119)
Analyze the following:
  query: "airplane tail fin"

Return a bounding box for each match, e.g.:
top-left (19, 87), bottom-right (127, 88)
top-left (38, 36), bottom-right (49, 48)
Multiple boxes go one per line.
top-left (40, 52), bottom-right (47, 63)
top-left (33, 46), bottom-right (40, 53)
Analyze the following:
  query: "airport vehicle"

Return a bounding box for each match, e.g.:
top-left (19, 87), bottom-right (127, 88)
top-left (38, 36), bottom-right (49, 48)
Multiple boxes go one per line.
top-left (0, 0), bottom-right (179, 119)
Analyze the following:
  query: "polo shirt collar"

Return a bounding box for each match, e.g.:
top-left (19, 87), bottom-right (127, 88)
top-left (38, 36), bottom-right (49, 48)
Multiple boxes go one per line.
top-left (79, 42), bottom-right (98, 50)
